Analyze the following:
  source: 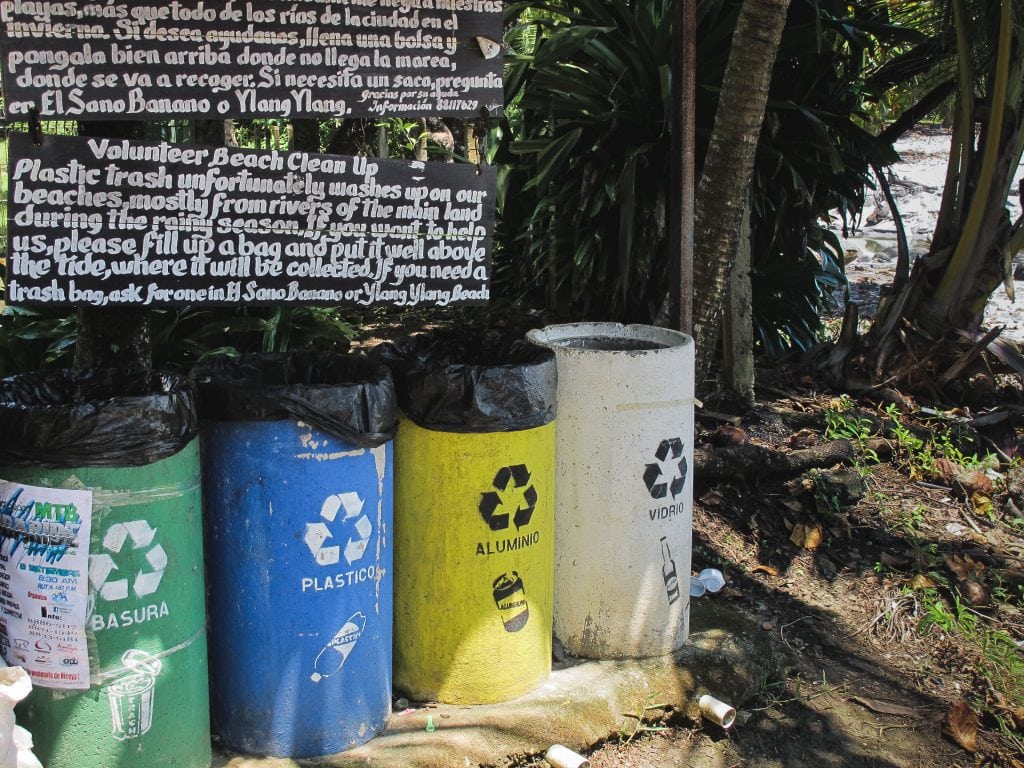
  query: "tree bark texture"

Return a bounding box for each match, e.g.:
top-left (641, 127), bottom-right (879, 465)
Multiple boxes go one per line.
top-left (692, 0), bottom-right (791, 383)
top-left (722, 196), bottom-right (754, 402)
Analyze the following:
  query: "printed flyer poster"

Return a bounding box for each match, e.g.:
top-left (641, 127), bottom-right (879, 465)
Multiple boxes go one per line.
top-left (0, 480), bottom-right (93, 689)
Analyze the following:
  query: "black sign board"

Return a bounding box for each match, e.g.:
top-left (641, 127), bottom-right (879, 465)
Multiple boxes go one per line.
top-left (6, 132), bottom-right (494, 307)
top-left (0, 0), bottom-right (503, 119)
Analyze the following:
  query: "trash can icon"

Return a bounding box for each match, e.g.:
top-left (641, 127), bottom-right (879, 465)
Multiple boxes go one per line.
top-left (108, 650), bottom-right (163, 741)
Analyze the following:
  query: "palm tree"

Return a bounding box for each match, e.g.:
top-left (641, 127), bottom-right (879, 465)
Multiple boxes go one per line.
top-left (692, 0), bottom-right (793, 379)
top-left (826, 0), bottom-right (1024, 391)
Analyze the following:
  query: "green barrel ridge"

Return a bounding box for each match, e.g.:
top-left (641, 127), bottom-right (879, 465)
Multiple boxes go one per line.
top-left (2, 439), bottom-right (211, 768)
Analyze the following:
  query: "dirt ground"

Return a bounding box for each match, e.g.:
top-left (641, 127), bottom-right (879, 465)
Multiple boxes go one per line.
top-left (510, 375), bottom-right (1024, 768)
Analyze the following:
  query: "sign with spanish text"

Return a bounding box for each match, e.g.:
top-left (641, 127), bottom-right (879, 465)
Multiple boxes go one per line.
top-left (6, 132), bottom-right (494, 307)
top-left (0, 0), bottom-right (504, 119)
top-left (0, 480), bottom-right (93, 690)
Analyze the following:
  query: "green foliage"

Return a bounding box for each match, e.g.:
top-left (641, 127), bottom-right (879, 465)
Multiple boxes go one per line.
top-left (824, 395), bottom-right (880, 464)
top-left (747, 0), bottom-right (907, 354)
top-left (497, 0), bottom-right (675, 321)
top-left (499, 0), bottom-right (905, 350)
top-left (882, 401), bottom-right (1000, 478)
top-left (0, 305), bottom-right (77, 378)
top-left (149, 306), bottom-right (354, 373)
top-left (919, 588), bottom-right (1024, 716)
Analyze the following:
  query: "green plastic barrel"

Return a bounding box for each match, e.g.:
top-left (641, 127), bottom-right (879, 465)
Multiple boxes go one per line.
top-left (0, 370), bottom-right (210, 768)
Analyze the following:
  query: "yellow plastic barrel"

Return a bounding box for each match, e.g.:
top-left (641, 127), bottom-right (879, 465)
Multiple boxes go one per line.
top-left (378, 333), bottom-right (556, 704)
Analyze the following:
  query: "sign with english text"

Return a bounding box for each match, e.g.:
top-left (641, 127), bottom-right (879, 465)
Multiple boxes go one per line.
top-left (6, 132), bottom-right (494, 307)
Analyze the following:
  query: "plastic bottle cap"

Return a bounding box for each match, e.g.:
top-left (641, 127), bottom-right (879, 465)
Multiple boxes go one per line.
top-left (698, 568), bottom-right (726, 593)
top-left (689, 577), bottom-right (707, 597)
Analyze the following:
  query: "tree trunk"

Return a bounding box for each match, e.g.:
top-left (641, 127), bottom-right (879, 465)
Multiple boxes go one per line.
top-left (827, 0), bottom-right (1024, 392)
top-left (292, 119), bottom-right (320, 153)
top-left (692, 0), bottom-right (792, 383)
top-left (722, 195), bottom-right (754, 402)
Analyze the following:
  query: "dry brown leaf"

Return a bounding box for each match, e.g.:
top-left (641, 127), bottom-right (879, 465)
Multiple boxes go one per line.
top-left (750, 564), bottom-right (780, 577)
top-left (850, 696), bottom-right (916, 717)
top-left (943, 553), bottom-right (984, 581)
top-left (956, 469), bottom-right (994, 496)
top-left (991, 691), bottom-right (1024, 732)
top-left (909, 574), bottom-right (937, 591)
top-left (932, 457), bottom-right (961, 483)
top-left (958, 578), bottom-right (990, 606)
top-left (779, 498), bottom-right (804, 513)
top-left (710, 425), bottom-right (749, 446)
top-left (700, 490), bottom-right (723, 506)
top-left (970, 493), bottom-right (993, 517)
top-left (790, 523), bottom-right (824, 550)
top-left (788, 429), bottom-right (819, 449)
top-left (942, 700), bottom-right (978, 752)
top-left (880, 552), bottom-right (911, 570)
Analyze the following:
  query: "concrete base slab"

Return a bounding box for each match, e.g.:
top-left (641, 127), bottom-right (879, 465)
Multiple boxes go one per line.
top-left (213, 601), bottom-right (780, 768)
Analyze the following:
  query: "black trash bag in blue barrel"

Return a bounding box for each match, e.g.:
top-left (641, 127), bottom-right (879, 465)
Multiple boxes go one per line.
top-left (192, 351), bottom-right (396, 449)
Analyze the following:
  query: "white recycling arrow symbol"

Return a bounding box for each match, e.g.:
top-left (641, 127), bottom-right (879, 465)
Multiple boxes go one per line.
top-left (89, 520), bottom-right (167, 601)
top-left (304, 492), bottom-right (372, 567)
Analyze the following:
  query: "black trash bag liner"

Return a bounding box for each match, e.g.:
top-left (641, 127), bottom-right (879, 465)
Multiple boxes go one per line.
top-left (193, 352), bottom-right (396, 449)
top-left (0, 368), bottom-right (198, 468)
top-left (373, 329), bottom-right (556, 433)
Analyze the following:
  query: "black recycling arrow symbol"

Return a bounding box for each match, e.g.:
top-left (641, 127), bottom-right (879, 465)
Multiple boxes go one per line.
top-left (644, 438), bottom-right (687, 500)
top-left (479, 490), bottom-right (508, 531)
top-left (479, 464), bottom-right (537, 531)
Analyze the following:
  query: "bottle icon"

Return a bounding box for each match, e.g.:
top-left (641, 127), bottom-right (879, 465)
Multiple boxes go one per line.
top-left (492, 572), bottom-right (529, 632)
top-left (661, 537), bottom-right (680, 605)
top-left (310, 611), bottom-right (365, 683)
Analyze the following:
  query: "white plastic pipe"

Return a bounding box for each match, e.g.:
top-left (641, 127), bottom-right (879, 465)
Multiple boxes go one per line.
top-left (545, 744), bottom-right (591, 768)
top-left (698, 694), bottom-right (737, 729)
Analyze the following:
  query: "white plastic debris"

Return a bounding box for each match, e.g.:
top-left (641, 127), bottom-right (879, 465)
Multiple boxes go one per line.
top-left (698, 568), bottom-right (726, 593)
top-left (545, 744), bottom-right (590, 768)
top-left (698, 694), bottom-right (737, 729)
top-left (0, 660), bottom-right (43, 768)
top-left (689, 577), bottom-right (707, 597)
top-left (690, 568), bottom-right (727, 598)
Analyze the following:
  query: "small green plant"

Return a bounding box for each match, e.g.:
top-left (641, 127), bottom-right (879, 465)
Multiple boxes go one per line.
top-left (919, 590), bottom-right (1024, 719)
top-left (619, 694), bottom-right (671, 745)
top-left (811, 473), bottom-right (843, 519)
top-left (749, 671), bottom-right (839, 713)
top-left (824, 396), bottom-right (879, 466)
top-left (900, 503), bottom-right (928, 532)
top-left (882, 404), bottom-right (932, 477)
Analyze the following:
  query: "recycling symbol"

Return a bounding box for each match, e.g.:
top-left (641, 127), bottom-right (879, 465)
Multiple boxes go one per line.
top-left (643, 438), bottom-right (687, 500)
top-left (479, 465), bottom-right (537, 531)
top-left (304, 492), bottom-right (372, 567)
top-left (88, 520), bottom-right (167, 602)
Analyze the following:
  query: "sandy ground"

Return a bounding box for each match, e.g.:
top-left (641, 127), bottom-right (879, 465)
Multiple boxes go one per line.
top-left (839, 127), bottom-right (1024, 343)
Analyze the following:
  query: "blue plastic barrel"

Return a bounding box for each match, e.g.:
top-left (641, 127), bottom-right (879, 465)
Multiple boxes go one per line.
top-left (196, 354), bottom-right (396, 758)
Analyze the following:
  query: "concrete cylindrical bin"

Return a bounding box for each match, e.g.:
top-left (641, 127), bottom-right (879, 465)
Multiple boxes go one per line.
top-left (196, 353), bottom-right (396, 759)
top-left (527, 323), bottom-right (695, 659)
top-left (377, 333), bottom-right (556, 704)
top-left (0, 369), bottom-right (211, 768)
